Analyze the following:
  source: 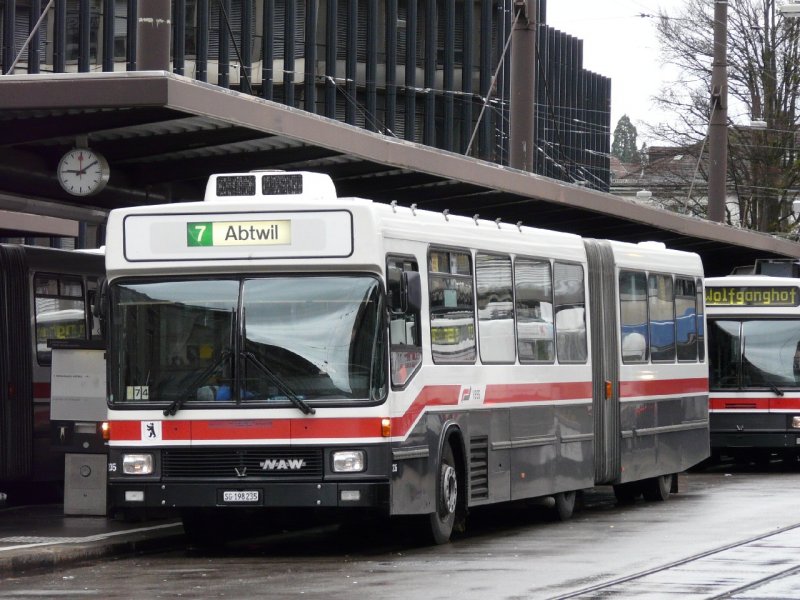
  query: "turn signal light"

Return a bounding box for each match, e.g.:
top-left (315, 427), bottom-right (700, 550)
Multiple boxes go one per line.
top-left (381, 418), bottom-right (392, 437)
top-left (101, 421), bottom-right (110, 440)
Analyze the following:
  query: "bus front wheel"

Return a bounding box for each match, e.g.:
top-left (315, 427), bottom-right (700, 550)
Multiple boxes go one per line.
top-left (428, 443), bottom-right (458, 544)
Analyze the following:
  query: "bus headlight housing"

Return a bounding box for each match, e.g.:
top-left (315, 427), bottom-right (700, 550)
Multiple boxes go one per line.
top-left (792, 417), bottom-right (800, 429)
top-left (122, 453), bottom-right (154, 475)
top-left (332, 450), bottom-right (365, 473)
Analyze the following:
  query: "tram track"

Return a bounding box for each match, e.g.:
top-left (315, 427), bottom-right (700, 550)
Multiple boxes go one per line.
top-left (550, 522), bottom-right (800, 599)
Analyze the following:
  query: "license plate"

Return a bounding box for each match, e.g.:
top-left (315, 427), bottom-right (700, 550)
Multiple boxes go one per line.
top-left (223, 490), bottom-right (259, 502)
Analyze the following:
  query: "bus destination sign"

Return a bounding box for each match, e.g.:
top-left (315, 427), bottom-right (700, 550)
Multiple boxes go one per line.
top-left (187, 220), bottom-right (291, 247)
top-left (705, 285), bottom-right (800, 307)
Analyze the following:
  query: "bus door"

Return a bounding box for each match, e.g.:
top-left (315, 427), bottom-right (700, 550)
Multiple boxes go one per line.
top-left (583, 239), bottom-right (621, 484)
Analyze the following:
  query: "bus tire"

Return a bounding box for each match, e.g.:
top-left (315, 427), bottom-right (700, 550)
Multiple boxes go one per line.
top-left (642, 473), bottom-right (672, 502)
top-left (553, 490), bottom-right (577, 521)
top-left (428, 443), bottom-right (458, 544)
top-left (613, 481), bottom-right (641, 505)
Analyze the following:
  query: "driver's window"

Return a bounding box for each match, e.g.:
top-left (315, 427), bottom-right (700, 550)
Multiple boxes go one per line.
top-left (387, 256), bottom-right (422, 387)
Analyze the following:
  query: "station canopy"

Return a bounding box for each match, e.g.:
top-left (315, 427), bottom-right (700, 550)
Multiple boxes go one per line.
top-left (1, 71), bottom-right (798, 276)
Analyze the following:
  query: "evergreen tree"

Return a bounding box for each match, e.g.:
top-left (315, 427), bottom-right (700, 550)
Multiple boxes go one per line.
top-left (611, 115), bottom-right (639, 163)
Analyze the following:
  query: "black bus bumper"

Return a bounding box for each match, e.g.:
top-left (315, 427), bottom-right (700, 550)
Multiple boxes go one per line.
top-left (711, 431), bottom-right (800, 451)
top-left (109, 480), bottom-right (389, 510)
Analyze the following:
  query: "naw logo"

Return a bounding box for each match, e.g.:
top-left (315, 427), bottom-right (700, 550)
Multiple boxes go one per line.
top-left (259, 458), bottom-right (306, 470)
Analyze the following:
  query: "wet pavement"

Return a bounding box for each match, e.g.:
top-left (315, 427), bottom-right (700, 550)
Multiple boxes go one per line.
top-left (0, 503), bottom-right (183, 576)
top-left (1, 466), bottom-right (800, 599)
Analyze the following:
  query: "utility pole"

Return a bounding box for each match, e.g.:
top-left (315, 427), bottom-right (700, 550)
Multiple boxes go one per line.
top-left (136, 0), bottom-right (171, 70)
top-left (708, 0), bottom-right (728, 222)
top-left (509, 0), bottom-right (537, 172)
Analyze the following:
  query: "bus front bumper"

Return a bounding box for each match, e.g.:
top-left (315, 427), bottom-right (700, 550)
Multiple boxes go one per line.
top-left (110, 481), bottom-right (389, 509)
top-left (711, 431), bottom-right (800, 450)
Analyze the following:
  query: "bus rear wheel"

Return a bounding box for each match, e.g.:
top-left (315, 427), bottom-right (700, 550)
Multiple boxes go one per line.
top-left (642, 474), bottom-right (673, 502)
top-left (613, 481), bottom-right (641, 505)
top-left (553, 491), bottom-right (577, 521)
top-left (428, 443), bottom-right (458, 544)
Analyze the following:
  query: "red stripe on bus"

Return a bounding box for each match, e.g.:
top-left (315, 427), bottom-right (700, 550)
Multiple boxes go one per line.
top-left (191, 420), bottom-right (290, 440)
top-left (484, 382), bottom-right (592, 404)
top-left (109, 378), bottom-right (709, 442)
top-left (110, 420), bottom-right (140, 440)
top-left (619, 377), bottom-right (708, 398)
top-left (771, 398), bottom-right (800, 410)
top-left (711, 397), bottom-right (800, 411)
top-left (291, 418), bottom-right (384, 439)
top-left (391, 385), bottom-right (461, 436)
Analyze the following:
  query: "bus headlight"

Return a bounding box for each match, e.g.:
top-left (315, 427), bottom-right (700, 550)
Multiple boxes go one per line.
top-left (792, 417), bottom-right (800, 429)
top-left (332, 450), bottom-right (365, 473)
top-left (122, 454), bottom-right (154, 475)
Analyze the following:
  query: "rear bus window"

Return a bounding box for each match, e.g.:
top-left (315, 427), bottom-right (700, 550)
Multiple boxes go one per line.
top-left (34, 275), bottom-right (87, 364)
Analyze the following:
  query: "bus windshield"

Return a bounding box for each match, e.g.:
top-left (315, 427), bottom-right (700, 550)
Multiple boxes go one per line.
top-left (110, 275), bottom-right (387, 408)
top-left (708, 319), bottom-right (800, 389)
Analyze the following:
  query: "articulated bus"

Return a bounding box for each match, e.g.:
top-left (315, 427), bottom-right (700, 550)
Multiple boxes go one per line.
top-left (102, 171), bottom-right (709, 544)
top-left (0, 244), bottom-right (105, 501)
top-left (706, 260), bottom-right (800, 464)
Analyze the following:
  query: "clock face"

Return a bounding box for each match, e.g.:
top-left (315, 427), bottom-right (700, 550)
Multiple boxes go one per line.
top-left (57, 149), bottom-right (110, 196)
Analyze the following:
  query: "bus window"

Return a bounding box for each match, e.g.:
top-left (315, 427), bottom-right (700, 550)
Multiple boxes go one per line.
top-left (741, 320), bottom-right (800, 387)
top-left (34, 275), bottom-right (87, 365)
top-left (515, 258), bottom-right (554, 363)
top-left (708, 320), bottom-right (741, 388)
top-left (112, 279), bottom-right (239, 404)
top-left (242, 276), bottom-right (386, 402)
top-left (675, 277), bottom-right (698, 361)
top-left (619, 270), bottom-right (648, 363)
top-left (648, 273), bottom-right (675, 362)
top-left (476, 253), bottom-right (514, 364)
top-left (554, 262), bottom-right (587, 363)
top-left (387, 256), bottom-right (422, 387)
top-left (429, 249), bottom-right (476, 364)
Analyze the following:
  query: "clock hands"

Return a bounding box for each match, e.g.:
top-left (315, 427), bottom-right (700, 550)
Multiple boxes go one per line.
top-left (61, 161), bottom-right (99, 176)
top-left (78, 160), bottom-right (99, 174)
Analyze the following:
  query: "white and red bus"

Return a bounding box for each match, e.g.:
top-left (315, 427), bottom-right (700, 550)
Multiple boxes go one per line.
top-left (706, 261), bottom-right (800, 464)
top-left (102, 171), bottom-right (709, 544)
top-left (0, 244), bottom-right (105, 502)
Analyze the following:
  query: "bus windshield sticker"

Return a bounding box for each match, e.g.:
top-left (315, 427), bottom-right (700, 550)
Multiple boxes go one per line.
top-left (126, 385), bottom-right (150, 400)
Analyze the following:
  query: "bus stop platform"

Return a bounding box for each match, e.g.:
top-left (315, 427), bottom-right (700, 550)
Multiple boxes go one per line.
top-left (0, 503), bottom-right (183, 577)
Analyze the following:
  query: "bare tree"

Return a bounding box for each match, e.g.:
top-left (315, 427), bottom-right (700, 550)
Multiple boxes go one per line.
top-left (652, 0), bottom-right (800, 234)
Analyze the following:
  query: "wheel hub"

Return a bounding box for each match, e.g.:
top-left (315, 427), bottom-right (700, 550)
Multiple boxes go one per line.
top-left (441, 464), bottom-right (457, 515)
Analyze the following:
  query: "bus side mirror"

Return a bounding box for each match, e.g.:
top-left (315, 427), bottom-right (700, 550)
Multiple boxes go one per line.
top-left (403, 271), bottom-right (421, 314)
top-left (387, 266), bottom-right (421, 315)
top-left (94, 278), bottom-right (108, 339)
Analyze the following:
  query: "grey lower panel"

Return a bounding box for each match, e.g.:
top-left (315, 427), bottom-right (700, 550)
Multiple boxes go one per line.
top-left (618, 395), bottom-right (710, 483)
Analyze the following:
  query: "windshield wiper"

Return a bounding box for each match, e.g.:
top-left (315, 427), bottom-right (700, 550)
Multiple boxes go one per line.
top-left (766, 381), bottom-right (785, 397)
top-left (163, 348), bottom-right (232, 416)
top-left (242, 350), bottom-right (316, 415)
